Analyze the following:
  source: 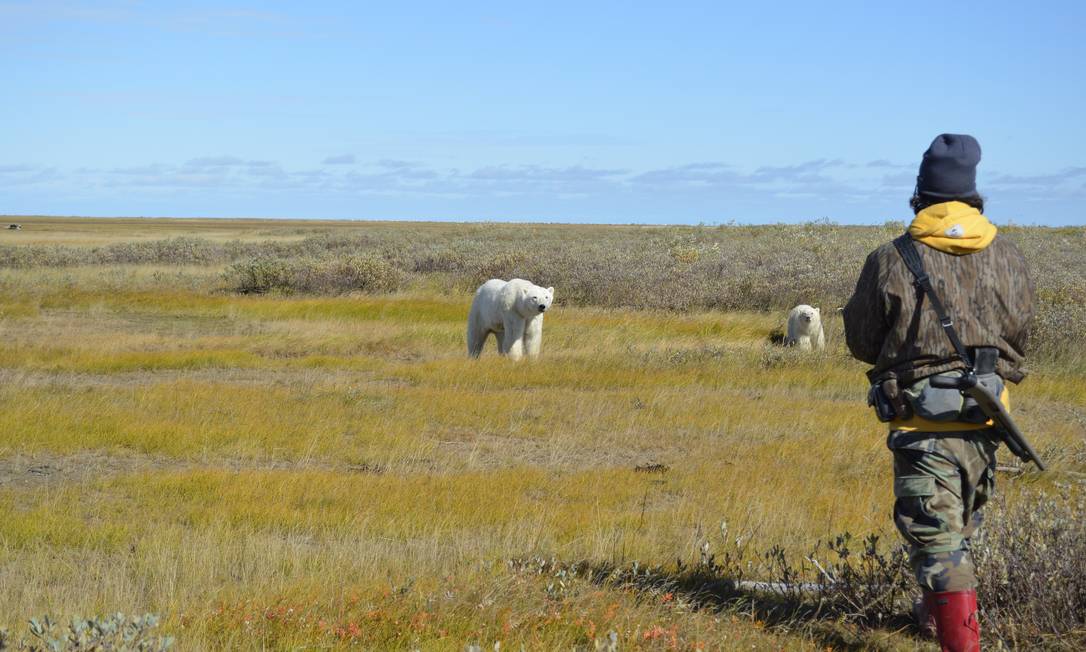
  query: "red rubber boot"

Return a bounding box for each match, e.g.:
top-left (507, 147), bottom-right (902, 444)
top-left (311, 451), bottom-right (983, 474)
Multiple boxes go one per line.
top-left (924, 589), bottom-right (980, 652)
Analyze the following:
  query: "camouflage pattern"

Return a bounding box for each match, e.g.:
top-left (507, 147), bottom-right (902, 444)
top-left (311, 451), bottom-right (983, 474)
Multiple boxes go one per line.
top-left (842, 235), bottom-right (1035, 388)
top-left (889, 428), bottom-right (999, 592)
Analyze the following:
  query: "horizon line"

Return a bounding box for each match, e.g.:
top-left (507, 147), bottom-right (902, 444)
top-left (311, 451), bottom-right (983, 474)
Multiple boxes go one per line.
top-left (1, 213), bottom-right (1076, 228)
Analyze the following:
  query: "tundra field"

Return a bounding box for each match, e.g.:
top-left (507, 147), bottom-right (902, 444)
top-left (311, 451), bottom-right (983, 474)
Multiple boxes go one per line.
top-left (0, 216), bottom-right (1083, 650)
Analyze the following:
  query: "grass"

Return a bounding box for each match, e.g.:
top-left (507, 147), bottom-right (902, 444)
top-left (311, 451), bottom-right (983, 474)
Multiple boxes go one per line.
top-left (0, 217), bottom-right (1082, 650)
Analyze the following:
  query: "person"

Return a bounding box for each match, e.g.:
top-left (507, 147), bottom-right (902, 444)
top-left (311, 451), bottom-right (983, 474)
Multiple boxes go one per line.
top-left (842, 134), bottom-right (1035, 652)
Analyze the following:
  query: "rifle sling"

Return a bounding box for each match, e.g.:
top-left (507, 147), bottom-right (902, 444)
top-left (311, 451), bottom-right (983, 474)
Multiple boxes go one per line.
top-left (892, 234), bottom-right (975, 369)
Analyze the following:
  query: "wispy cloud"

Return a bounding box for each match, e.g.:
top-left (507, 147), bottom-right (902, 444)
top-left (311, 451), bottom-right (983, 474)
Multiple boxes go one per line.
top-left (4, 156), bottom-right (1084, 208)
top-left (750, 159), bottom-right (844, 184)
top-left (986, 167), bottom-right (1086, 191)
top-left (0, 165), bottom-right (60, 186)
top-left (376, 159), bottom-right (422, 170)
top-left (866, 159), bottom-right (912, 170)
top-left (628, 159), bottom-right (856, 199)
top-left (878, 171), bottom-right (917, 189)
top-left (184, 156), bottom-right (274, 169)
top-left (322, 154), bottom-right (356, 165)
top-left (110, 164), bottom-right (171, 175)
top-left (629, 162), bottom-right (737, 187)
top-left (467, 165), bottom-right (627, 182)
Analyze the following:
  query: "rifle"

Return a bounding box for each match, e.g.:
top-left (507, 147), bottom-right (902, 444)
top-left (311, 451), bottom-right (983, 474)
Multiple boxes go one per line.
top-left (893, 234), bottom-right (1046, 471)
top-left (927, 371), bottom-right (1045, 470)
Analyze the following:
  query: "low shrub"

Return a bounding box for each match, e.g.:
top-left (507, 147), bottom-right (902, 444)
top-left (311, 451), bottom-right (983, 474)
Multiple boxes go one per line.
top-left (224, 255), bottom-right (403, 295)
top-left (975, 488), bottom-right (1086, 650)
top-left (1029, 293), bottom-right (1086, 363)
top-left (0, 613), bottom-right (173, 651)
top-left (224, 256), bottom-right (293, 294)
top-left (511, 487), bottom-right (1086, 649)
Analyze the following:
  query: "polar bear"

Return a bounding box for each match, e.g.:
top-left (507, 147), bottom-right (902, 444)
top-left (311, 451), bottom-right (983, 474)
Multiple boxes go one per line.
top-left (467, 278), bottom-right (554, 360)
top-left (786, 304), bottom-right (825, 351)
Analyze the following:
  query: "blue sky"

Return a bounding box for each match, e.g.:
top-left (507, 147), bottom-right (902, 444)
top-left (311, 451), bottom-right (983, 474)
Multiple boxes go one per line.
top-left (2, 1), bottom-right (1084, 224)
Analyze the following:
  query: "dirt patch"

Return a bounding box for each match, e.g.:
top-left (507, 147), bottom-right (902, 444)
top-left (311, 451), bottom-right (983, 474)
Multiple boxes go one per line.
top-left (433, 429), bottom-right (678, 472)
top-left (0, 450), bottom-right (180, 490)
top-left (0, 450), bottom-right (390, 491)
top-left (0, 367), bottom-right (405, 390)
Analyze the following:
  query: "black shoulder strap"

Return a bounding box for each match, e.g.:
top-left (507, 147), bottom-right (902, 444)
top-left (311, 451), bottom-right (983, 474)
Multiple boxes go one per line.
top-left (892, 234), bottom-right (974, 368)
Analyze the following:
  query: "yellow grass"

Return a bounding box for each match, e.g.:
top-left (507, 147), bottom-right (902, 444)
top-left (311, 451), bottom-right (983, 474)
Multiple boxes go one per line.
top-left (0, 219), bottom-right (1081, 650)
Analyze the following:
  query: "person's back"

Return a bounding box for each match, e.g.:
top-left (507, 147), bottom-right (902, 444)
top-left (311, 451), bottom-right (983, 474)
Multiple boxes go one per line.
top-left (845, 201), bottom-right (1034, 392)
top-left (843, 134), bottom-right (1035, 652)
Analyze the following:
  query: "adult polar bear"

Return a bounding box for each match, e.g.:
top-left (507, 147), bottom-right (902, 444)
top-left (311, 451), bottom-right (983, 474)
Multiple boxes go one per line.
top-left (467, 278), bottom-right (554, 360)
top-left (786, 304), bottom-right (825, 350)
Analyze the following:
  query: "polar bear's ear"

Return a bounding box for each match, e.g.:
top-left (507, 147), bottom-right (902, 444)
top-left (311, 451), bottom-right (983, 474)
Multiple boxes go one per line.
top-left (546, 287), bottom-right (553, 294)
top-left (520, 287), bottom-right (528, 297)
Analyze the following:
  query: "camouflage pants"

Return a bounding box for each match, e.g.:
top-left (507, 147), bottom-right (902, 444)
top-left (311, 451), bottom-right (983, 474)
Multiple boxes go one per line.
top-left (888, 429), bottom-right (999, 592)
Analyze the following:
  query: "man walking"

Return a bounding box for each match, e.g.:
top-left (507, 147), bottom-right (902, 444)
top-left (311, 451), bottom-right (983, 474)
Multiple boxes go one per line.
top-left (842, 134), bottom-right (1035, 651)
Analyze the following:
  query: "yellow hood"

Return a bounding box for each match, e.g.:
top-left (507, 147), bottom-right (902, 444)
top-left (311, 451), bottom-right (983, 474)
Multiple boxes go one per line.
top-left (908, 201), bottom-right (997, 254)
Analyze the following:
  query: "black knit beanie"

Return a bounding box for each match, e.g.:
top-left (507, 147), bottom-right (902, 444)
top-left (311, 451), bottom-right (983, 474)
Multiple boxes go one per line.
top-left (916, 133), bottom-right (982, 199)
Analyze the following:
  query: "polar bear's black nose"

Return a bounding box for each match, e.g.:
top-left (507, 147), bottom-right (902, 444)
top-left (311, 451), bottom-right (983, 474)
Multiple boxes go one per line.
top-left (538, 304), bottom-right (546, 312)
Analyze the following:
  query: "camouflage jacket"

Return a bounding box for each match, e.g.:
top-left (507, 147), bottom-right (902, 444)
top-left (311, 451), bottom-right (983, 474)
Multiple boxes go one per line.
top-left (842, 235), bottom-right (1035, 387)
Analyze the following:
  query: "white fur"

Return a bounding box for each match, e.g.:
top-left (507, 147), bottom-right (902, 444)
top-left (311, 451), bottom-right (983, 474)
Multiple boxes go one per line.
top-left (467, 278), bottom-right (554, 361)
top-left (786, 304), bottom-right (825, 351)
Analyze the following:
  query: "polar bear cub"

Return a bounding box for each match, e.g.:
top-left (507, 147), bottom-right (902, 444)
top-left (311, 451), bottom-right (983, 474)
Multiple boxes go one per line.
top-left (467, 278), bottom-right (554, 360)
top-left (786, 304), bottom-right (825, 351)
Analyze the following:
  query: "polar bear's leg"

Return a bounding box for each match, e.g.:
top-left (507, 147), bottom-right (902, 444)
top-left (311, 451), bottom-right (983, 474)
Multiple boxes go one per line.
top-left (797, 335), bottom-right (812, 351)
top-left (502, 315), bottom-right (526, 361)
top-left (524, 315), bottom-right (543, 358)
top-left (466, 306), bottom-right (488, 358)
top-left (816, 326), bottom-right (825, 350)
top-left (785, 320), bottom-right (798, 347)
top-left (467, 327), bottom-right (488, 358)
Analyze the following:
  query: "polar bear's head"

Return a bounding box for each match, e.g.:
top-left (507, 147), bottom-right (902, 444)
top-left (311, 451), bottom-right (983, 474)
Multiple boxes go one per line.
top-left (518, 283), bottom-right (554, 317)
top-left (792, 304), bottom-right (821, 325)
